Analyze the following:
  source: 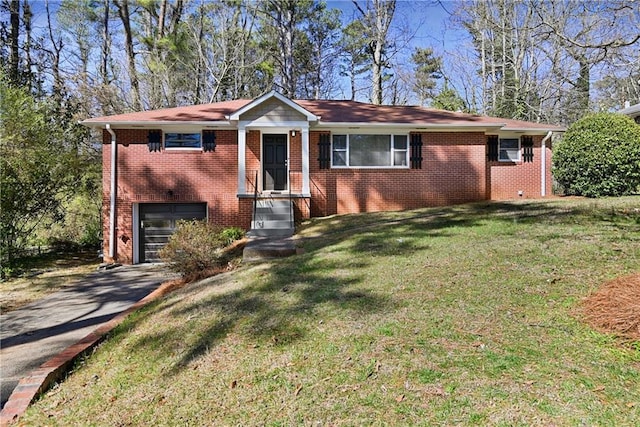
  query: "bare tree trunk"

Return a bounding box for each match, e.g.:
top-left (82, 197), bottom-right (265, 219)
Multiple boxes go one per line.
top-left (350, 57), bottom-right (357, 101)
top-left (22, 0), bottom-right (33, 90)
top-left (8, 0), bottom-right (20, 84)
top-left (114, 0), bottom-right (142, 110)
top-left (353, 0), bottom-right (395, 104)
top-left (194, 3), bottom-right (204, 103)
top-left (158, 0), bottom-right (167, 38)
top-left (99, 0), bottom-right (112, 90)
top-left (45, 0), bottom-right (64, 104)
top-left (267, 0), bottom-right (297, 97)
top-left (372, 32), bottom-right (384, 104)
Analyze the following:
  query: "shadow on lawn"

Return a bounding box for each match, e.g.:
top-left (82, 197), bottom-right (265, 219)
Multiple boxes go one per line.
top-left (125, 253), bottom-right (390, 373)
top-left (298, 200), bottom-right (581, 253)
top-left (124, 199), bottom-right (638, 373)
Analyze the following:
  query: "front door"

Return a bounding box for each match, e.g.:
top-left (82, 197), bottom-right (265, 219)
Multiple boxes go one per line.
top-left (263, 134), bottom-right (288, 191)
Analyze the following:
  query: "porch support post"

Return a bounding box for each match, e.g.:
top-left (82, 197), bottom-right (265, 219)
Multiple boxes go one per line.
top-left (237, 123), bottom-right (246, 195)
top-left (301, 127), bottom-right (310, 196)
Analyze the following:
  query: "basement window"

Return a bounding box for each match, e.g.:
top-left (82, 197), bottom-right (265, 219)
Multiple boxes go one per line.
top-left (499, 138), bottom-right (520, 162)
top-left (165, 132), bottom-right (202, 149)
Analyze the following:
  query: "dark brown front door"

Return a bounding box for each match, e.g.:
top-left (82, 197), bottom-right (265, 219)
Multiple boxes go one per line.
top-left (263, 134), bottom-right (287, 191)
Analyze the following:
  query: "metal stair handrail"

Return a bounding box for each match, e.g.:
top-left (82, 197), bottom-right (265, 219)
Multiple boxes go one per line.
top-left (251, 170), bottom-right (259, 227)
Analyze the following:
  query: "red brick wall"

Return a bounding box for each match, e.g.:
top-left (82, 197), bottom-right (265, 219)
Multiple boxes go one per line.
top-left (308, 131), bottom-right (488, 216)
top-left (102, 129), bottom-right (245, 263)
top-left (488, 135), bottom-right (553, 200)
top-left (246, 130), bottom-right (260, 190)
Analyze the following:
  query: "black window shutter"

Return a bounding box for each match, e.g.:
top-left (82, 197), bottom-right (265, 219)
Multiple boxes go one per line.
top-left (203, 130), bottom-right (216, 152)
top-left (318, 133), bottom-right (331, 169)
top-left (148, 130), bottom-right (162, 152)
top-left (487, 135), bottom-right (499, 161)
top-left (521, 136), bottom-right (534, 163)
top-left (410, 133), bottom-right (423, 169)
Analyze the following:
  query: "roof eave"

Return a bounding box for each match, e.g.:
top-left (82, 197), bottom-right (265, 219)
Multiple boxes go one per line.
top-left (620, 103), bottom-right (640, 116)
top-left (315, 121), bottom-right (506, 130)
top-left (501, 126), bottom-right (565, 133)
top-left (80, 120), bottom-right (233, 128)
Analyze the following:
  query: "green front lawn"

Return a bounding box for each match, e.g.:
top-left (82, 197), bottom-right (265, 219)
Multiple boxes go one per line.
top-left (22, 197), bottom-right (640, 425)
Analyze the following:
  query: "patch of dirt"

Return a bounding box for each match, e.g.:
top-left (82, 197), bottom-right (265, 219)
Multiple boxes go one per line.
top-left (582, 273), bottom-right (640, 341)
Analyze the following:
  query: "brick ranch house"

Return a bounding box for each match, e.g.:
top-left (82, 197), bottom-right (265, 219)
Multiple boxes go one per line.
top-left (82, 91), bottom-right (563, 264)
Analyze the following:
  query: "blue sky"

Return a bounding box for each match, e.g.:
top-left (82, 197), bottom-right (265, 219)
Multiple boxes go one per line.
top-left (328, 0), bottom-right (465, 53)
top-left (324, 0), bottom-right (470, 102)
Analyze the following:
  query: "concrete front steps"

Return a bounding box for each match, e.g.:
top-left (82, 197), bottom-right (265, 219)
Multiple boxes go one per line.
top-left (242, 237), bottom-right (298, 262)
top-left (243, 198), bottom-right (297, 261)
top-left (247, 198), bottom-right (294, 238)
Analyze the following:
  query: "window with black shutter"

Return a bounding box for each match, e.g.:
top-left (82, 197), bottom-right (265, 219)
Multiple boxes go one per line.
top-left (203, 130), bottom-right (217, 152)
top-left (487, 135), bottom-right (499, 161)
top-left (410, 133), bottom-right (423, 169)
top-left (318, 133), bottom-right (331, 169)
top-left (521, 136), bottom-right (534, 163)
top-left (148, 130), bottom-right (162, 152)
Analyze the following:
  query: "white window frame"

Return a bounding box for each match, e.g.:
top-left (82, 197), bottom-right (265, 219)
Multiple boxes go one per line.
top-left (499, 138), bottom-right (520, 162)
top-left (164, 131), bottom-right (203, 150)
top-left (331, 133), bottom-right (410, 169)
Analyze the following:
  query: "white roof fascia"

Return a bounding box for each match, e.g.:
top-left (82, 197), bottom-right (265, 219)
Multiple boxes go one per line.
top-left (315, 121), bottom-right (506, 131)
top-left (80, 120), bottom-right (233, 129)
top-left (243, 120), bottom-right (310, 130)
top-left (501, 126), bottom-right (565, 133)
top-left (620, 102), bottom-right (640, 117)
top-left (228, 90), bottom-right (318, 121)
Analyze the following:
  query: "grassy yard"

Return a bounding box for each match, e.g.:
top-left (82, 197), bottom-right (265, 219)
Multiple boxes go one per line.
top-left (21, 197), bottom-right (640, 426)
top-left (0, 250), bottom-right (101, 313)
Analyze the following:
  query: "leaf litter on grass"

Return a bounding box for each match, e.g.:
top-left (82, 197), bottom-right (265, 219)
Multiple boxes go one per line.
top-left (582, 272), bottom-right (640, 342)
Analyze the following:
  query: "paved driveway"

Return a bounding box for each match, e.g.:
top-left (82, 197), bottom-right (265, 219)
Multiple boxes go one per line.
top-left (0, 264), bottom-right (176, 409)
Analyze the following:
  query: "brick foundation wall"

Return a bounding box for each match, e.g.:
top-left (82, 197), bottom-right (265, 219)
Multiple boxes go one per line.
top-left (488, 135), bottom-right (553, 199)
top-left (102, 129), bottom-right (245, 263)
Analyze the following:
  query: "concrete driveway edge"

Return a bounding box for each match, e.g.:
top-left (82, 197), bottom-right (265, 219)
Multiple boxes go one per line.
top-left (0, 278), bottom-right (181, 426)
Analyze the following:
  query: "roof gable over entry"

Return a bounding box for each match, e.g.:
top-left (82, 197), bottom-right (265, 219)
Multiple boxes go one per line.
top-left (228, 91), bottom-right (318, 123)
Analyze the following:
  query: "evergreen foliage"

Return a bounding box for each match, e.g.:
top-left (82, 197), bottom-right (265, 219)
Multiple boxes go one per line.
top-left (431, 84), bottom-right (467, 112)
top-left (0, 80), bottom-right (70, 267)
top-left (553, 113), bottom-right (640, 197)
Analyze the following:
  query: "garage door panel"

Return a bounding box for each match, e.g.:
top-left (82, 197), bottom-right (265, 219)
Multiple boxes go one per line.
top-left (174, 204), bottom-right (207, 216)
top-left (139, 203), bottom-right (207, 263)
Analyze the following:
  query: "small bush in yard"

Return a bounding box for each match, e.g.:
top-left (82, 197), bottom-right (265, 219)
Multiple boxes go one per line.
top-left (159, 220), bottom-right (244, 279)
top-left (220, 227), bottom-right (245, 246)
top-left (553, 112), bottom-right (640, 197)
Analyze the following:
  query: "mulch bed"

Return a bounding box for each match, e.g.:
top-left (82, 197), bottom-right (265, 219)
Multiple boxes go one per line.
top-left (582, 273), bottom-right (640, 342)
